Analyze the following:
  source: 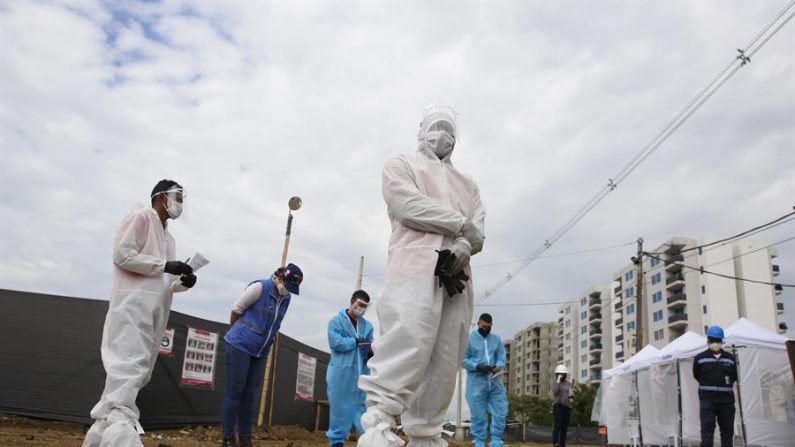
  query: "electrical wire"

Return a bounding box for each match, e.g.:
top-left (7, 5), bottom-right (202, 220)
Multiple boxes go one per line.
top-left (476, 1), bottom-right (795, 304)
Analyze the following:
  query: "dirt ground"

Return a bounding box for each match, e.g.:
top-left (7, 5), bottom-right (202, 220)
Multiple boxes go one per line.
top-left (0, 414), bottom-right (565, 447)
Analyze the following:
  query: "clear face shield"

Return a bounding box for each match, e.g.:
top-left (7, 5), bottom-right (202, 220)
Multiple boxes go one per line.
top-left (419, 106), bottom-right (458, 159)
top-left (152, 187), bottom-right (187, 220)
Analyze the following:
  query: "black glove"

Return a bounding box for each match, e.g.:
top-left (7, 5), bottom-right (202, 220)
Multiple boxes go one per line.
top-left (180, 273), bottom-right (197, 288)
top-left (434, 250), bottom-right (469, 297)
top-left (165, 261), bottom-right (193, 275)
top-left (476, 364), bottom-right (492, 372)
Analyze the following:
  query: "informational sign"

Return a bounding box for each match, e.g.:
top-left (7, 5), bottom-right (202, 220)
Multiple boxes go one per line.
top-left (295, 352), bottom-right (317, 401)
top-left (158, 328), bottom-right (175, 357)
top-left (180, 327), bottom-right (218, 389)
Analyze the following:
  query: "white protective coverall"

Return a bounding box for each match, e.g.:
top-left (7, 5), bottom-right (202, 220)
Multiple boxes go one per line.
top-left (358, 107), bottom-right (486, 447)
top-left (83, 206), bottom-right (189, 447)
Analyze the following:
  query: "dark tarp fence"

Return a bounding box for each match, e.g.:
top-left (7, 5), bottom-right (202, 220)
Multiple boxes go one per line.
top-left (0, 289), bottom-right (330, 430)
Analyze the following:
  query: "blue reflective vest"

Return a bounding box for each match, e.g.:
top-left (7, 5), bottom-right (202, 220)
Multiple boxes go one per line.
top-left (224, 278), bottom-right (291, 358)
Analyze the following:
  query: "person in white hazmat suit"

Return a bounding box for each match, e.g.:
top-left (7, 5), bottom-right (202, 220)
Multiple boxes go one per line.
top-left (358, 106), bottom-right (486, 447)
top-left (83, 180), bottom-right (198, 447)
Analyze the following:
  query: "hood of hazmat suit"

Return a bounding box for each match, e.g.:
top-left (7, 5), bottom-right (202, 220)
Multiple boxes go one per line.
top-left (83, 206), bottom-right (190, 447)
top-left (326, 308), bottom-right (375, 445)
top-left (358, 106), bottom-right (486, 447)
top-left (462, 330), bottom-right (508, 444)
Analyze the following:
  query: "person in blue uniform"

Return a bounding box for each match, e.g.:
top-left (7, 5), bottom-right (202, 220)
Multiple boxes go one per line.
top-left (693, 325), bottom-right (737, 447)
top-left (462, 313), bottom-right (508, 447)
top-left (326, 290), bottom-right (375, 447)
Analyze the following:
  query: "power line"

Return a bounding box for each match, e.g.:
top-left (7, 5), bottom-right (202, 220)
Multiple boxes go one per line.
top-left (476, 1), bottom-right (795, 305)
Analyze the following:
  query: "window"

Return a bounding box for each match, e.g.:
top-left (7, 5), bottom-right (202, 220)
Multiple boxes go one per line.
top-left (701, 285), bottom-right (706, 294)
top-left (565, 306), bottom-right (570, 314)
top-left (625, 271), bottom-right (634, 281)
top-left (627, 303), bottom-right (635, 315)
top-left (582, 370), bottom-right (588, 378)
top-left (581, 311), bottom-right (587, 320)
top-left (565, 333), bottom-right (570, 341)
top-left (650, 256), bottom-right (660, 267)
top-left (581, 326), bottom-right (587, 334)
top-left (627, 321), bottom-right (636, 332)
top-left (698, 247), bottom-right (703, 255)
top-left (703, 305), bottom-right (707, 314)
top-left (581, 340), bottom-right (587, 348)
top-left (653, 310), bottom-right (663, 322)
top-left (625, 287), bottom-right (635, 298)
top-left (581, 297), bottom-right (587, 306)
top-left (654, 329), bottom-right (664, 341)
top-left (566, 347), bottom-right (571, 354)
top-left (566, 320), bottom-right (571, 327)
top-left (652, 291), bottom-right (662, 303)
top-left (651, 273), bottom-right (661, 285)
top-left (565, 360), bottom-right (571, 367)
top-left (581, 354), bottom-right (587, 363)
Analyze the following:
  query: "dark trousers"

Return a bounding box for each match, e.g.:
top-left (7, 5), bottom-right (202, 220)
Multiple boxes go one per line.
top-left (221, 342), bottom-right (267, 438)
top-left (552, 403), bottom-right (571, 447)
top-left (700, 399), bottom-right (735, 447)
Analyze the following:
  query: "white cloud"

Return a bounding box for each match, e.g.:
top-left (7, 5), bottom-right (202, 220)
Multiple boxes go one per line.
top-left (1, 1), bottom-right (793, 349)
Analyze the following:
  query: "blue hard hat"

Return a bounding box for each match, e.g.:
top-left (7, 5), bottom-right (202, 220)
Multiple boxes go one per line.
top-left (706, 325), bottom-right (724, 340)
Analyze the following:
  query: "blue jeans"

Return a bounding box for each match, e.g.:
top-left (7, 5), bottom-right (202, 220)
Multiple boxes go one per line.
top-left (222, 342), bottom-right (267, 438)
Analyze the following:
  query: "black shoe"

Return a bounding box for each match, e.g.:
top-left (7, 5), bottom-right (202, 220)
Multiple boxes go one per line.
top-left (332, 444), bottom-right (344, 447)
top-left (239, 436), bottom-right (252, 447)
top-left (221, 437), bottom-right (237, 447)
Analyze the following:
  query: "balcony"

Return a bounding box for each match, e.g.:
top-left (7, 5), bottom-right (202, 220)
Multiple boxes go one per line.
top-left (775, 284), bottom-right (783, 295)
top-left (615, 350), bottom-right (625, 358)
top-left (614, 301), bottom-right (622, 311)
top-left (665, 253), bottom-right (684, 267)
top-left (589, 358), bottom-right (602, 367)
top-left (616, 333), bottom-right (624, 343)
top-left (589, 312), bottom-right (602, 323)
top-left (668, 313), bottom-right (688, 328)
top-left (590, 343), bottom-right (603, 352)
top-left (777, 302), bottom-right (784, 314)
top-left (615, 317), bottom-right (623, 326)
top-left (589, 330), bottom-right (602, 340)
top-left (589, 297), bottom-right (602, 309)
top-left (666, 273), bottom-right (685, 289)
top-left (614, 285), bottom-right (622, 295)
top-left (666, 293), bottom-right (687, 309)
top-left (772, 264), bottom-right (780, 276)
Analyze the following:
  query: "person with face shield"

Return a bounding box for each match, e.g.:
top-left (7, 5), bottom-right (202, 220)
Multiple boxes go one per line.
top-left (358, 106), bottom-right (486, 447)
top-left (462, 313), bottom-right (508, 447)
top-left (326, 290), bottom-right (375, 447)
top-left (693, 325), bottom-right (737, 447)
top-left (220, 263), bottom-right (303, 447)
top-left (551, 364), bottom-right (574, 447)
top-left (82, 180), bottom-right (197, 447)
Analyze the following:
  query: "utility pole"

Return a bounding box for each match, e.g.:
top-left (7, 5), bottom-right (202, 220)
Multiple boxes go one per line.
top-left (634, 237), bottom-right (644, 353)
top-left (356, 256), bottom-right (364, 290)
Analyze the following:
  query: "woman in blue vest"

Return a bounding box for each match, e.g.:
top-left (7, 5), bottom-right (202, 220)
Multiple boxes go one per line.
top-left (221, 263), bottom-right (303, 447)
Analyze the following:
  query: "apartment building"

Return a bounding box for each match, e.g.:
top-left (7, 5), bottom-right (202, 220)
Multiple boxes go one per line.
top-left (611, 236), bottom-right (785, 365)
top-left (509, 322), bottom-right (559, 396)
top-left (502, 339), bottom-right (513, 389)
top-left (558, 286), bottom-right (613, 385)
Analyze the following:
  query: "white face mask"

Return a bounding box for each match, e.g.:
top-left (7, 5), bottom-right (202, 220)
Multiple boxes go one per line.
top-left (166, 196), bottom-right (183, 219)
top-left (709, 342), bottom-right (722, 352)
top-left (426, 130), bottom-right (455, 159)
top-left (352, 305), bottom-right (366, 317)
top-left (276, 282), bottom-right (288, 296)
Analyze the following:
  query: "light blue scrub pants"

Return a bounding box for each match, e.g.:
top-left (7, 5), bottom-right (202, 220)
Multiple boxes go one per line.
top-left (468, 383), bottom-right (508, 447)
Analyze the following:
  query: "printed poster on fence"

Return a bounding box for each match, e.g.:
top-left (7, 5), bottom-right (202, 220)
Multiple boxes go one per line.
top-left (180, 327), bottom-right (218, 389)
top-left (295, 352), bottom-right (317, 401)
top-left (158, 328), bottom-right (175, 357)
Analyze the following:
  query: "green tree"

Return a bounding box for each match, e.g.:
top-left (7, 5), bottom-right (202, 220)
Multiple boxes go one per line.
top-left (570, 383), bottom-right (597, 426)
top-left (508, 394), bottom-right (553, 426)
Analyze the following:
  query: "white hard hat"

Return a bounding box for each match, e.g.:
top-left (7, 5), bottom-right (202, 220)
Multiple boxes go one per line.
top-left (555, 364), bottom-right (568, 374)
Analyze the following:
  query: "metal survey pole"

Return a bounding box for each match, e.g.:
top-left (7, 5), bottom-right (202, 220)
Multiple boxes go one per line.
top-left (257, 196), bottom-right (302, 426)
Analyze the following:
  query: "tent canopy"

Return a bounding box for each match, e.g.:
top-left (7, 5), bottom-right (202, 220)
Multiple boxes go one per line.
top-left (725, 317), bottom-right (790, 350)
top-left (603, 344), bottom-right (660, 378)
top-left (654, 331), bottom-right (706, 362)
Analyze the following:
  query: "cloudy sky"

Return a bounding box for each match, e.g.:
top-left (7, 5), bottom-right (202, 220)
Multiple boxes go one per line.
top-left (1, 0), bottom-right (793, 352)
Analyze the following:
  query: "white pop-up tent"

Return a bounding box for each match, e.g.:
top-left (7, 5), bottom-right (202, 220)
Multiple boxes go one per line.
top-left (594, 319), bottom-right (794, 447)
top-left (597, 345), bottom-right (660, 446)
